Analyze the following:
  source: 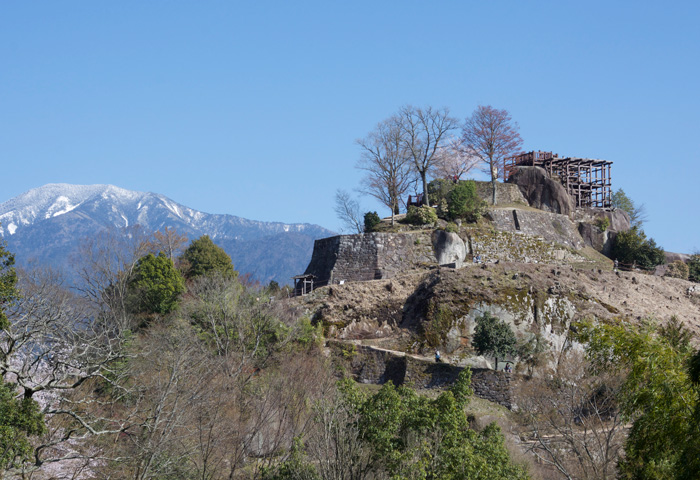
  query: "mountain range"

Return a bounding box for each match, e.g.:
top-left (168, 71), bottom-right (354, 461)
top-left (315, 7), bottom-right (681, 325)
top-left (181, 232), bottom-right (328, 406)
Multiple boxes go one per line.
top-left (0, 184), bottom-right (335, 285)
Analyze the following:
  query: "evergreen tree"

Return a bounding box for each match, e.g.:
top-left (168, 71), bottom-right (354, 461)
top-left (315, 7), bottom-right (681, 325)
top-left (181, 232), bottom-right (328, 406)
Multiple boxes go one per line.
top-left (129, 251), bottom-right (185, 315)
top-left (472, 312), bottom-right (517, 370)
top-left (180, 235), bottom-right (237, 279)
top-left (447, 180), bottom-right (486, 222)
top-left (612, 226), bottom-right (665, 270)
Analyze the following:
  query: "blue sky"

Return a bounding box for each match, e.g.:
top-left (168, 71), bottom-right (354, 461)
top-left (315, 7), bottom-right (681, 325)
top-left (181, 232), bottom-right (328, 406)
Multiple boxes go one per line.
top-left (2, 1), bottom-right (698, 253)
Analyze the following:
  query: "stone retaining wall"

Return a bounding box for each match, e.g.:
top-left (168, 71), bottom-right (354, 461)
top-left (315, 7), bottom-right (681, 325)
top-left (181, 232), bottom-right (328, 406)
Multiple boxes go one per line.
top-left (304, 208), bottom-right (592, 287)
top-left (474, 182), bottom-right (528, 205)
top-left (305, 232), bottom-right (435, 285)
top-left (343, 344), bottom-right (513, 409)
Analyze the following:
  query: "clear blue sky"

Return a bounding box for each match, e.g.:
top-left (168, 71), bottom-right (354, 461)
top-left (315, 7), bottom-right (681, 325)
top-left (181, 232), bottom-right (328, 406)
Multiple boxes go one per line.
top-left (2, 1), bottom-right (698, 253)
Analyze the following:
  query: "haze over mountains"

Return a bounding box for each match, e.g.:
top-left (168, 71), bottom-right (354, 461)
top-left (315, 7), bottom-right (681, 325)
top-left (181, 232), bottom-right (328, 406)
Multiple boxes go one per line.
top-left (0, 184), bottom-right (335, 285)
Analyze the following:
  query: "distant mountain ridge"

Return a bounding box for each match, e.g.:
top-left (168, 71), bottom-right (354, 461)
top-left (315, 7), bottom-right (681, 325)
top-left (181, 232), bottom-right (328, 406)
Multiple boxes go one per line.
top-left (0, 184), bottom-right (335, 284)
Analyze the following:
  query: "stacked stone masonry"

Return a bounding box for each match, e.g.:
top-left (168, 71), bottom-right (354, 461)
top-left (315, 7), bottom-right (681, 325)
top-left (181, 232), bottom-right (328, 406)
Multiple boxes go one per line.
top-left (347, 344), bottom-right (513, 409)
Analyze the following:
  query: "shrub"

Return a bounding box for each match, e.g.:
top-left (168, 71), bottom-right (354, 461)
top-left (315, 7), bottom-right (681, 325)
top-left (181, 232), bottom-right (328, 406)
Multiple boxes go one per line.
top-left (436, 198), bottom-right (449, 219)
top-left (447, 180), bottom-right (486, 222)
top-left (404, 205), bottom-right (437, 226)
top-left (665, 260), bottom-right (689, 280)
top-left (427, 178), bottom-right (456, 207)
top-left (363, 211), bottom-right (381, 232)
top-left (612, 227), bottom-right (665, 271)
top-left (444, 222), bottom-right (458, 233)
top-left (595, 216), bottom-right (610, 232)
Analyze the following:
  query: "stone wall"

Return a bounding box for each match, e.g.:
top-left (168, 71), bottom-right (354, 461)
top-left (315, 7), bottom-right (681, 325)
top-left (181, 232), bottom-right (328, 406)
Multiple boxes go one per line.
top-left (344, 344), bottom-right (513, 409)
top-left (305, 232), bottom-right (435, 285)
top-left (304, 213), bottom-right (590, 287)
top-left (467, 228), bottom-right (585, 265)
top-left (474, 181), bottom-right (528, 205)
top-left (488, 208), bottom-right (585, 249)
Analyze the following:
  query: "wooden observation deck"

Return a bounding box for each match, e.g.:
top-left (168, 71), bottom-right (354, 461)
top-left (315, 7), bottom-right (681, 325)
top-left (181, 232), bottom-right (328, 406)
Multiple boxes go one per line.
top-left (503, 150), bottom-right (613, 209)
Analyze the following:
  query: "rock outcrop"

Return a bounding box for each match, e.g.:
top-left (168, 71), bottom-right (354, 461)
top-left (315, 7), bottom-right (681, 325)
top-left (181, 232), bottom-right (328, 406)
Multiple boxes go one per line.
top-left (507, 166), bottom-right (574, 216)
top-left (432, 230), bottom-right (466, 267)
top-left (576, 208), bottom-right (631, 255)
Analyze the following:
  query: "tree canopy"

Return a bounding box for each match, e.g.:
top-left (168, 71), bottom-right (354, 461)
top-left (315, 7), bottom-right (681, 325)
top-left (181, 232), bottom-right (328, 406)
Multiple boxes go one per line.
top-left (356, 115), bottom-right (414, 224)
top-left (462, 105), bottom-right (523, 205)
top-left (180, 235), bottom-right (237, 279)
top-left (0, 240), bottom-right (17, 330)
top-left (0, 240), bottom-right (47, 471)
top-left (576, 318), bottom-right (700, 480)
top-left (472, 312), bottom-right (517, 369)
top-left (129, 251), bottom-right (186, 315)
top-left (266, 370), bottom-right (529, 480)
top-left (397, 105), bottom-right (459, 207)
top-left (612, 226), bottom-right (665, 270)
top-left (612, 188), bottom-right (647, 228)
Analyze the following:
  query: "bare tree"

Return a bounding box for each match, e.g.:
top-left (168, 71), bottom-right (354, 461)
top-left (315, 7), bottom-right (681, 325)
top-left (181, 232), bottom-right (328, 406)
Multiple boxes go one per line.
top-left (397, 105), bottom-right (459, 207)
top-left (72, 225), bottom-right (154, 331)
top-left (356, 116), bottom-right (415, 225)
top-left (515, 351), bottom-right (626, 480)
top-left (432, 136), bottom-right (480, 181)
top-left (1, 267), bottom-right (132, 478)
top-left (149, 226), bottom-right (188, 262)
top-left (334, 189), bottom-right (363, 234)
top-left (462, 105), bottom-right (523, 205)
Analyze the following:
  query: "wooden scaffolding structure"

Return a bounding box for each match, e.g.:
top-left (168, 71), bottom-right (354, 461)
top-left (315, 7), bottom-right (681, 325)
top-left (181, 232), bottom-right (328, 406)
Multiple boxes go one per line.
top-left (503, 151), bottom-right (613, 209)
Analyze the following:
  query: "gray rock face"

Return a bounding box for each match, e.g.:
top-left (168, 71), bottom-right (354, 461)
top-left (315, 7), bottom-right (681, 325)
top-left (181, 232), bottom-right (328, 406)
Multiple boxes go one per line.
top-left (507, 166), bottom-right (574, 216)
top-left (432, 230), bottom-right (466, 267)
top-left (578, 222), bottom-right (608, 252)
top-left (576, 208), bottom-right (631, 256)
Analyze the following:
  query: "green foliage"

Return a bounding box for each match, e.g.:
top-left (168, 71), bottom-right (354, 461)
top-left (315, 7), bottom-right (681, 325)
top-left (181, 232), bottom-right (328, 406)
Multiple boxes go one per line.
top-left (266, 372), bottom-right (528, 479)
top-left (296, 316), bottom-right (323, 349)
top-left (0, 379), bottom-right (46, 470)
top-left (427, 178), bottom-right (456, 206)
top-left (612, 226), bottom-right (665, 270)
top-left (447, 180), bottom-right (486, 222)
top-left (612, 188), bottom-right (647, 228)
top-left (595, 216), bottom-right (610, 232)
top-left (0, 240), bottom-right (17, 330)
top-left (180, 235), bottom-right (237, 279)
top-left (436, 198), bottom-right (450, 219)
top-left (472, 312), bottom-right (517, 369)
top-left (353, 370), bottom-right (528, 480)
top-left (404, 205), bottom-right (438, 225)
top-left (267, 280), bottom-right (281, 295)
top-left (363, 211), bottom-right (381, 232)
top-left (129, 252), bottom-right (185, 315)
top-left (444, 222), bottom-right (458, 233)
top-left (575, 318), bottom-right (699, 480)
top-left (184, 275), bottom-right (305, 362)
top-left (688, 254), bottom-right (700, 283)
top-left (665, 260), bottom-right (689, 280)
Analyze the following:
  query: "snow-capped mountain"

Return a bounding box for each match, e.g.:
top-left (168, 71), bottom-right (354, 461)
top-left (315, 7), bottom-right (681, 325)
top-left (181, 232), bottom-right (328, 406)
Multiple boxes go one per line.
top-left (0, 184), bottom-right (335, 284)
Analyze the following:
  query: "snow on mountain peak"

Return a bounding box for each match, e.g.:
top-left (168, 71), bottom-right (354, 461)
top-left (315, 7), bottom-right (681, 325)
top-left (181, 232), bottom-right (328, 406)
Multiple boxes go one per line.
top-left (0, 184), bottom-right (149, 233)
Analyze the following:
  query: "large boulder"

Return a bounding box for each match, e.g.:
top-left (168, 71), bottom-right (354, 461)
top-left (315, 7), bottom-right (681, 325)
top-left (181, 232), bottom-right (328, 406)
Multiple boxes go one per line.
top-left (577, 208), bottom-right (631, 257)
top-left (507, 166), bottom-right (573, 216)
top-left (432, 230), bottom-right (466, 268)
